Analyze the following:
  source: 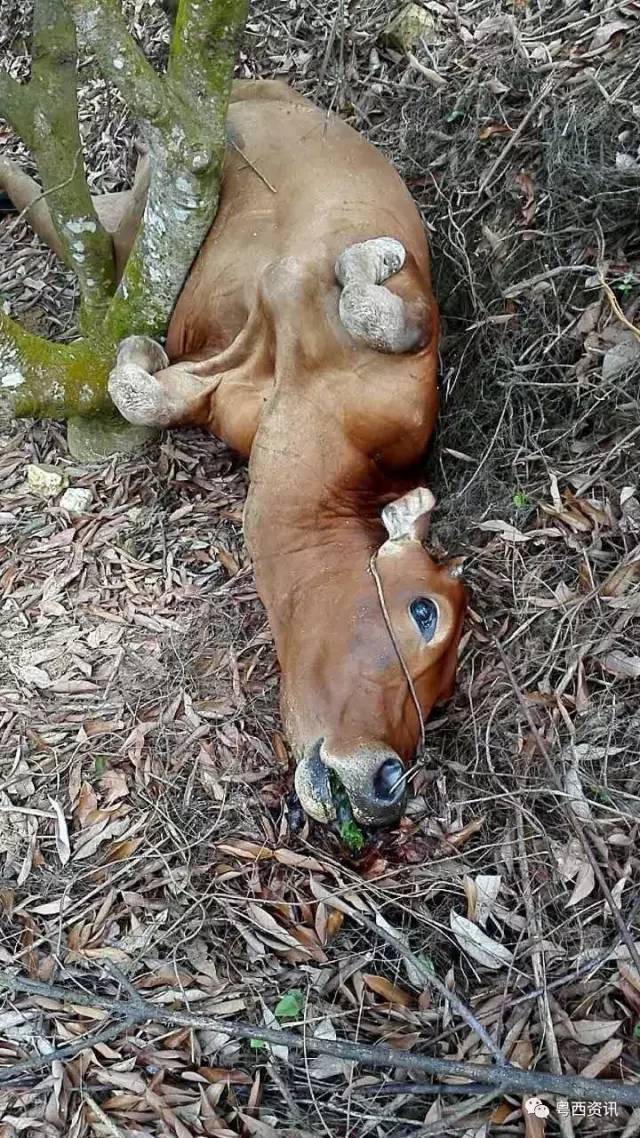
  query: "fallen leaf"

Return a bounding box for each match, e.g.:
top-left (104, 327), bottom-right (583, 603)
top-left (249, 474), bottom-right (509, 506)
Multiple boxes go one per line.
top-left (553, 837), bottom-right (584, 881)
top-left (246, 904), bottom-right (303, 950)
top-left (48, 798), bottom-right (70, 866)
top-left (577, 300), bottom-right (601, 335)
top-left (450, 912), bottom-right (514, 970)
top-left (104, 837), bottom-right (143, 863)
top-left (445, 815), bottom-right (485, 849)
top-left (567, 861), bottom-right (595, 906)
top-left (363, 974), bottom-right (414, 1007)
top-left (198, 1066), bottom-right (251, 1084)
top-left (564, 762), bottom-right (594, 824)
top-left (589, 19), bottom-right (632, 50)
top-left (215, 546), bottom-right (240, 577)
top-left (474, 875), bottom-right (501, 928)
top-left (94, 1068), bottom-right (146, 1093)
top-left (602, 559), bottom-right (640, 596)
top-left (476, 520), bottom-right (559, 544)
top-left (575, 1020), bottom-right (623, 1046)
top-left (273, 848), bottom-right (325, 872)
top-left (315, 903), bottom-right (344, 945)
top-left (216, 841), bottom-right (273, 861)
top-left (308, 1018), bottom-right (351, 1079)
top-left (75, 782), bottom-right (98, 827)
top-left (602, 650), bottom-right (640, 678)
top-left (579, 1036), bottom-right (623, 1078)
top-left (479, 123), bottom-right (513, 140)
top-left (602, 337), bottom-right (640, 381)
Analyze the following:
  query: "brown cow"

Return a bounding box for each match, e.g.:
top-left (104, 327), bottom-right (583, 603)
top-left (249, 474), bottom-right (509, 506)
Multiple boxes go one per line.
top-left (11, 80), bottom-right (468, 827)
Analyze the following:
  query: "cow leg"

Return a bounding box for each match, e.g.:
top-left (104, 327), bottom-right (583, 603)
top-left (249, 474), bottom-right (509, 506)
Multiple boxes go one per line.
top-left (108, 336), bottom-right (215, 428)
top-left (335, 237), bottom-right (429, 354)
top-left (0, 157), bottom-right (68, 261)
top-left (108, 334), bottom-right (267, 455)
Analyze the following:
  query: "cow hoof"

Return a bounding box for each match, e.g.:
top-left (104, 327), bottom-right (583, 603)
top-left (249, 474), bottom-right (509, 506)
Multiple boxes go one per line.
top-left (335, 237), bottom-right (426, 354)
top-left (108, 363), bottom-right (174, 428)
top-left (335, 237), bottom-right (405, 287)
top-left (116, 335), bottom-right (169, 373)
top-left (294, 747), bottom-right (336, 823)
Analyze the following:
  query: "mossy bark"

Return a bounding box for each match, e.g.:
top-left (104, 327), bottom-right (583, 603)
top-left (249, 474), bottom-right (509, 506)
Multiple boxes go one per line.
top-left (0, 313), bottom-right (111, 418)
top-left (31, 0), bottom-right (116, 322)
top-left (0, 0), bottom-right (249, 441)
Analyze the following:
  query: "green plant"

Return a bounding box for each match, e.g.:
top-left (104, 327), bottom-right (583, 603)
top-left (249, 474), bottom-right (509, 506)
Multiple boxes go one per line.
top-left (274, 989), bottom-right (305, 1019)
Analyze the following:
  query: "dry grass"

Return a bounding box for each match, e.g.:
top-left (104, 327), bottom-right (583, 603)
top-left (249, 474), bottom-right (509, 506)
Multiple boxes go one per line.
top-left (1, 0), bottom-right (640, 1134)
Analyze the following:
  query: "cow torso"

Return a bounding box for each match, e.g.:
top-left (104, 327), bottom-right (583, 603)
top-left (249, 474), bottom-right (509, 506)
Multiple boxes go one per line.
top-left (165, 85), bottom-right (439, 474)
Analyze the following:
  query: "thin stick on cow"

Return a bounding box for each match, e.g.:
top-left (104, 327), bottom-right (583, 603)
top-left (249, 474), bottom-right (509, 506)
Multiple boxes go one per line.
top-left (1, 973), bottom-right (639, 1107)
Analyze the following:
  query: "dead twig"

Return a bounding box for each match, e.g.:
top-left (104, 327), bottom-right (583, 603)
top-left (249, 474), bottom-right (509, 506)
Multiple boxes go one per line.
top-left (408, 1090), bottom-right (502, 1138)
top-left (83, 1093), bottom-right (127, 1138)
top-left (326, 898), bottom-right (507, 1066)
top-left (479, 79), bottom-right (554, 193)
top-left (1, 973), bottom-right (639, 1106)
top-left (495, 638), bottom-right (640, 980)
top-left (229, 139), bottom-right (277, 193)
top-left (0, 1020), bottom-right (137, 1084)
top-left (503, 264), bottom-right (593, 298)
top-left (406, 53), bottom-right (447, 90)
top-left (598, 272), bottom-right (640, 341)
top-left (516, 807), bottom-right (576, 1138)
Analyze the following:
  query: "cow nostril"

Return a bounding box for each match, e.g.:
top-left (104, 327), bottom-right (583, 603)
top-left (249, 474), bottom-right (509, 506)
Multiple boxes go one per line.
top-left (373, 756), bottom-right (405, 801)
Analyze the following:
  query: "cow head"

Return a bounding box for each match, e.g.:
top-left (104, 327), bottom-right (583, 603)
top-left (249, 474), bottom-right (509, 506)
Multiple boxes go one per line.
top-left (279, 488), bottom-right (467, 828)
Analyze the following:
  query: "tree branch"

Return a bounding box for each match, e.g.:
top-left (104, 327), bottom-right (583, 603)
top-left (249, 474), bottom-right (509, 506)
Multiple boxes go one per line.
top-left (102, 0), bottom-right (249, 341)
top-left (168, 0), bottom-right (249, 115)
top-left (5, 0), bottom-right (249, 425)
top-left (62, 0), bottom-right (248, 342)
top-left (0, 71), bottom-right (35, 149)
top-left (30, 0), bottom-right (116, 321)
top-left (66, 0), bottom-right (170, 127)
top-left (0, 312), bottom-right (111, 418)
top-left (0, 973), bottom-right (639, 1107)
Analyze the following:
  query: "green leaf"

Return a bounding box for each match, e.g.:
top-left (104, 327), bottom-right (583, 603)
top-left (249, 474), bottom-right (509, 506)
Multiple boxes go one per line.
top-left (330, 772), bottom-right (366, 853)
top-left (634, 1022), bottom-right (640, 1039)
top-left (513, 490), bottom-right (529, 509)
top-left (94, 755), bottom-right (107, 775)
top-left (274, 989), bottom-right (305, 1020)
top-left (339, 819), bottom-right (365, 852)
top-left (250, 1037), bottom-right (268, 1049)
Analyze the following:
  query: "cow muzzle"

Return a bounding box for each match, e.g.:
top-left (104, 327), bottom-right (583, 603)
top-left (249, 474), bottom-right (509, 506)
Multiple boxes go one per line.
top-left (294, 740), bottom-right (407, 828)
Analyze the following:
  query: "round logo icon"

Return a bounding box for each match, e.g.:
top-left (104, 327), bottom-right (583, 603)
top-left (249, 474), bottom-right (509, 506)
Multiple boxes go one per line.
top-left (524, 1097), bottom-right (550, 1119)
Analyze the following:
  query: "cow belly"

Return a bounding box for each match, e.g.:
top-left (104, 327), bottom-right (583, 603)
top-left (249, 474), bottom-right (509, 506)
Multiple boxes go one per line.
top-left (166, 93), bottom-right (430, 364)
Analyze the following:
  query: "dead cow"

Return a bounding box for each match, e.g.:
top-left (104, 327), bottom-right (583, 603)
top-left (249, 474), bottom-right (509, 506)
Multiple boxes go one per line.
top-left (18, 80), bottom-right (469, 826)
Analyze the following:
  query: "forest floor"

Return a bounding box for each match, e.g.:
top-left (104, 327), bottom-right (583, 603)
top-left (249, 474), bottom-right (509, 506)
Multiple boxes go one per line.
top-left (1, 1), bottom-right (640, 1135)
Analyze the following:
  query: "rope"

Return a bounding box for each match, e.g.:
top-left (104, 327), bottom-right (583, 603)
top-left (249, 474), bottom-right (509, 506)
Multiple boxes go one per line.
top-left (368, 552), bottom-right (426, 754)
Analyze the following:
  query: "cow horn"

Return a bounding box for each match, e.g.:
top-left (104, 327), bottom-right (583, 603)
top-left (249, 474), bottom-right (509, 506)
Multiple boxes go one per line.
top-left (448, 557), bottom-right (467, 580)
top-left (381, 487), bottom-right (435, 543)
top-left (335, 237), bottom-right (426, 354)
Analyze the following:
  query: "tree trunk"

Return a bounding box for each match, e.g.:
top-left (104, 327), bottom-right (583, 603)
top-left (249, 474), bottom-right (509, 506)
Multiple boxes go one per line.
top-left (0, 0), bottom-right (248, 438)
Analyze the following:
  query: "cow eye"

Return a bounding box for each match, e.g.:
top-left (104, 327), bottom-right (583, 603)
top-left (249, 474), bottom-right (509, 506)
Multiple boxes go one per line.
top-left (410, 597), bottom-right (438, 642)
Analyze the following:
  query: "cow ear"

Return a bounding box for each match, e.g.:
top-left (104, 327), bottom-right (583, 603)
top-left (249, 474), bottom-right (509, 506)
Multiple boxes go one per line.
top-left (381, 487), bottom-right (435, 543)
